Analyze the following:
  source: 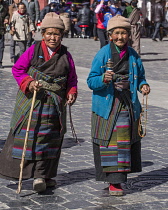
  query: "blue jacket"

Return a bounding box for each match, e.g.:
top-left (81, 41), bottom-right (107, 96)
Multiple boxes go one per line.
top-left (110, 6), bottom-right (123, 16)
top-left (87, 44), bottom-right (149, 121)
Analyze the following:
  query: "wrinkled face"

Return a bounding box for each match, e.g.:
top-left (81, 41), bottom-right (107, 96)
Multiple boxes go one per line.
top-left (110, 28), bottom-right (129, 48)
top-left (42, 28), bottom-right (63, 49)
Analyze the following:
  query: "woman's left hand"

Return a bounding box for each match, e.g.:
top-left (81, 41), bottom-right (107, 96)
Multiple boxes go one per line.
top-left (141, 84), bottom-right (150, 95)
top-left (67, 94), bottom-right (77, 106)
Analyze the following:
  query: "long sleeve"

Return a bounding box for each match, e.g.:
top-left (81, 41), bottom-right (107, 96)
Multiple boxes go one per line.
top-left (66, 51), bottom-right (78, 95)
top-left (95, 3), bottom-right (103, 14)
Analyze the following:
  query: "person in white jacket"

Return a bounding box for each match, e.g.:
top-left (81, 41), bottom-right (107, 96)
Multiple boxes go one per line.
top-left (11, 2), bottom-right (35, 60)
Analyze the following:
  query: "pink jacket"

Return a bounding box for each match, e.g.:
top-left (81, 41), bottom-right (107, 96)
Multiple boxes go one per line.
top-left (12, 44), bottom-right (78, 94)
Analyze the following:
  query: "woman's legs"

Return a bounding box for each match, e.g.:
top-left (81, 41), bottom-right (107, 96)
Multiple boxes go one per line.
top-left (97, 28), bottom-right (108, 48)
top-left (17, 41), bottom-right (27, 57)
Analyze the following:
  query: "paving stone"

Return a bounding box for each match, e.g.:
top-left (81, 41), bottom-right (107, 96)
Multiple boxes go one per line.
top-left (62, 200), bottom-right (98, 209)
top-left (1, 37), bottom-right (168, 209)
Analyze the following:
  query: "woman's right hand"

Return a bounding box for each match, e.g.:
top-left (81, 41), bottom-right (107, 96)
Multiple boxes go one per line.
top-left (104, 70), bottom-right (115, 83)
top-left (28, 80), bottom-right (42, 93)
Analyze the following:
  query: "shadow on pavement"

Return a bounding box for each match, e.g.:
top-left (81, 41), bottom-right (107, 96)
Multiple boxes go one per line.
top-left (141, 52), bottom-right (162, 55)
top-left (62, 138), bottom-right (85, 149)
top-left (142, 58), bottom-right (168, 62)
top-left (57, 167), bottom-right (95, 186)
top-left (142, 161), bottom-right (154, 167)
top-left (125, 166), bottom-right (168, 194)
top-left (5, 164), bottom-right (168, 196)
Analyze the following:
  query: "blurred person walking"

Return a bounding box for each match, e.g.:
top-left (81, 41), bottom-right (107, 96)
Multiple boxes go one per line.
top-left (0, 0), bottom-right (9, 69)
top-left (128, 0), bottom-right (141, 55)
top-left (9, 0), bottom-right (22, 63)
top-left (95, 0), bottom-right (112, 48)
top-left (122, 0), bottom-right (133, 18)
top-left (22, 0), bottom-right (40, 46)
top-left (77, 2), bottom-right (91, 38)
top-left (40, 0), bottom-right (61, 21)
top-left (151, 0), bottom-right (165, 41)
top-left (10, 2), bottom-right (35, 59)
top-left (91, 0), bottom-right (99, 41)
top-left (69, 4), bottom-right (79, 38)
top-left (110, 0), bottom-right (123, 16)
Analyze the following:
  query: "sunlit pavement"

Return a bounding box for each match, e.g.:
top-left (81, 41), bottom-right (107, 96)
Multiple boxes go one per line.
top-left (0, 35), bottom-right (168, 209)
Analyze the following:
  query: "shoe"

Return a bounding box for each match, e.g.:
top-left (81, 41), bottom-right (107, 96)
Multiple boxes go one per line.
top-left (45, 179), bottom-right (57, 187)
top-left (33, 178), bottom-right (46, 193)
top-left (0, 64), bottom-right (4, 69)
top-left (152, 38), bottom-right (158, 42)
top-left (11, 58), bottom-right (14, 63)
top-left (109, 183), bottom-right (124, 196)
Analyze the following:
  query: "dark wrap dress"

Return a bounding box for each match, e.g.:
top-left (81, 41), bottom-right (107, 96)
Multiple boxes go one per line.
top-left (0, 42), bottom-right (70, 180)
top-left (92, 43), bottom-right (142, 184)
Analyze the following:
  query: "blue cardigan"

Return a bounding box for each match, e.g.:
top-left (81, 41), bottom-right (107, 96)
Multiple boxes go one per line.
top-left (87, 44), bottom-right (149, 121)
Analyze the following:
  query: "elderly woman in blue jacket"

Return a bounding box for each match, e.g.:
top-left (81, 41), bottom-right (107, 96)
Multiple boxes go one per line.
top-left (87, 15), bottom-right (150, 196)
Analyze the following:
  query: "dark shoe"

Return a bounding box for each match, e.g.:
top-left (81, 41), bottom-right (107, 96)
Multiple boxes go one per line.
top-left (33, 178), bottom-right (46, 193)
top-left (109, 184), bottom-right (124, 196)
top-left (45, 179), bottom-right (57, 187)
top-left (152, 38), bottom-right (158, 42)
top-left (0, 64), bottom-right (4, 69)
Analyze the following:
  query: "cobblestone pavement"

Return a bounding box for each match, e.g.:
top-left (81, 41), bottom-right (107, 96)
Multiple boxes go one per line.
top-left (0, 36), bottom-right (168, 210)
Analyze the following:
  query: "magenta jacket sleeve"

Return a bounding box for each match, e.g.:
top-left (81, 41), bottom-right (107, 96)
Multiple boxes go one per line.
top-left (67, 51), bottom-right (78, 90)
top-left (12, 45), bottom-right (78, 92)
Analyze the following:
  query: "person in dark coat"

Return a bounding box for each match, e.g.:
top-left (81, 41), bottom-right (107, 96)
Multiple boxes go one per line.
top-left (22, 0), bottom-right (40, 46)
top-left (77, 2), bottom-right (91, 38)
top-left (151, 0), bottom-right (165, 41)
top-left (91, 0), bottom-right (99, 41)
top-left (69, 3), bottom-right (79, 38)
top-left (40, 0), bottom-right (61, 21)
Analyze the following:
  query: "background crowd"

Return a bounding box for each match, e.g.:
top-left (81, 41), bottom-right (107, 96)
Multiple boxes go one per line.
top-left (0, 0), bottom-right (168, 68)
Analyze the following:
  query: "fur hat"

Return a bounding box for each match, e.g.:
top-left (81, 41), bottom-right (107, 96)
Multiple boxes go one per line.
top-left (107, 15), bottom-right (131, 31)
top-left (41, 12), bottom-right (65, 30)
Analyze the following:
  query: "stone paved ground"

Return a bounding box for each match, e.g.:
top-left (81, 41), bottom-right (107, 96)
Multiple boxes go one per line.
top-left (0, 36), bottom-right (168, 210)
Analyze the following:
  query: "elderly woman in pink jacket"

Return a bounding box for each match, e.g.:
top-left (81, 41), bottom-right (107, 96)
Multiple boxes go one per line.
top-left (0, 12), bottom-right (78, 193)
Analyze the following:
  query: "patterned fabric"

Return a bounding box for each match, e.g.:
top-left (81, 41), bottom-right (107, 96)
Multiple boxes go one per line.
top-left (100, 106), bottom-right (131, 173)
top-left (92, 90), bottom-right (134, 173)
top-left (11, 67), bottom-right (67, 160)
top-left (12, 94), bottom-right (62, 160)
top-left (10, 66), bottom-right (67, 134)
top-left (92, 89), bottom-right (133, 145)
top-left (91, 96), bottom-right (122, 145)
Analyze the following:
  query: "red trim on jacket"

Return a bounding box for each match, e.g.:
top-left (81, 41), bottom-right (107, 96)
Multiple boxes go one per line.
top-left (20, 76), bottom-right (34, 94)
top-left (41, 40), bottom-right (61, 61)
